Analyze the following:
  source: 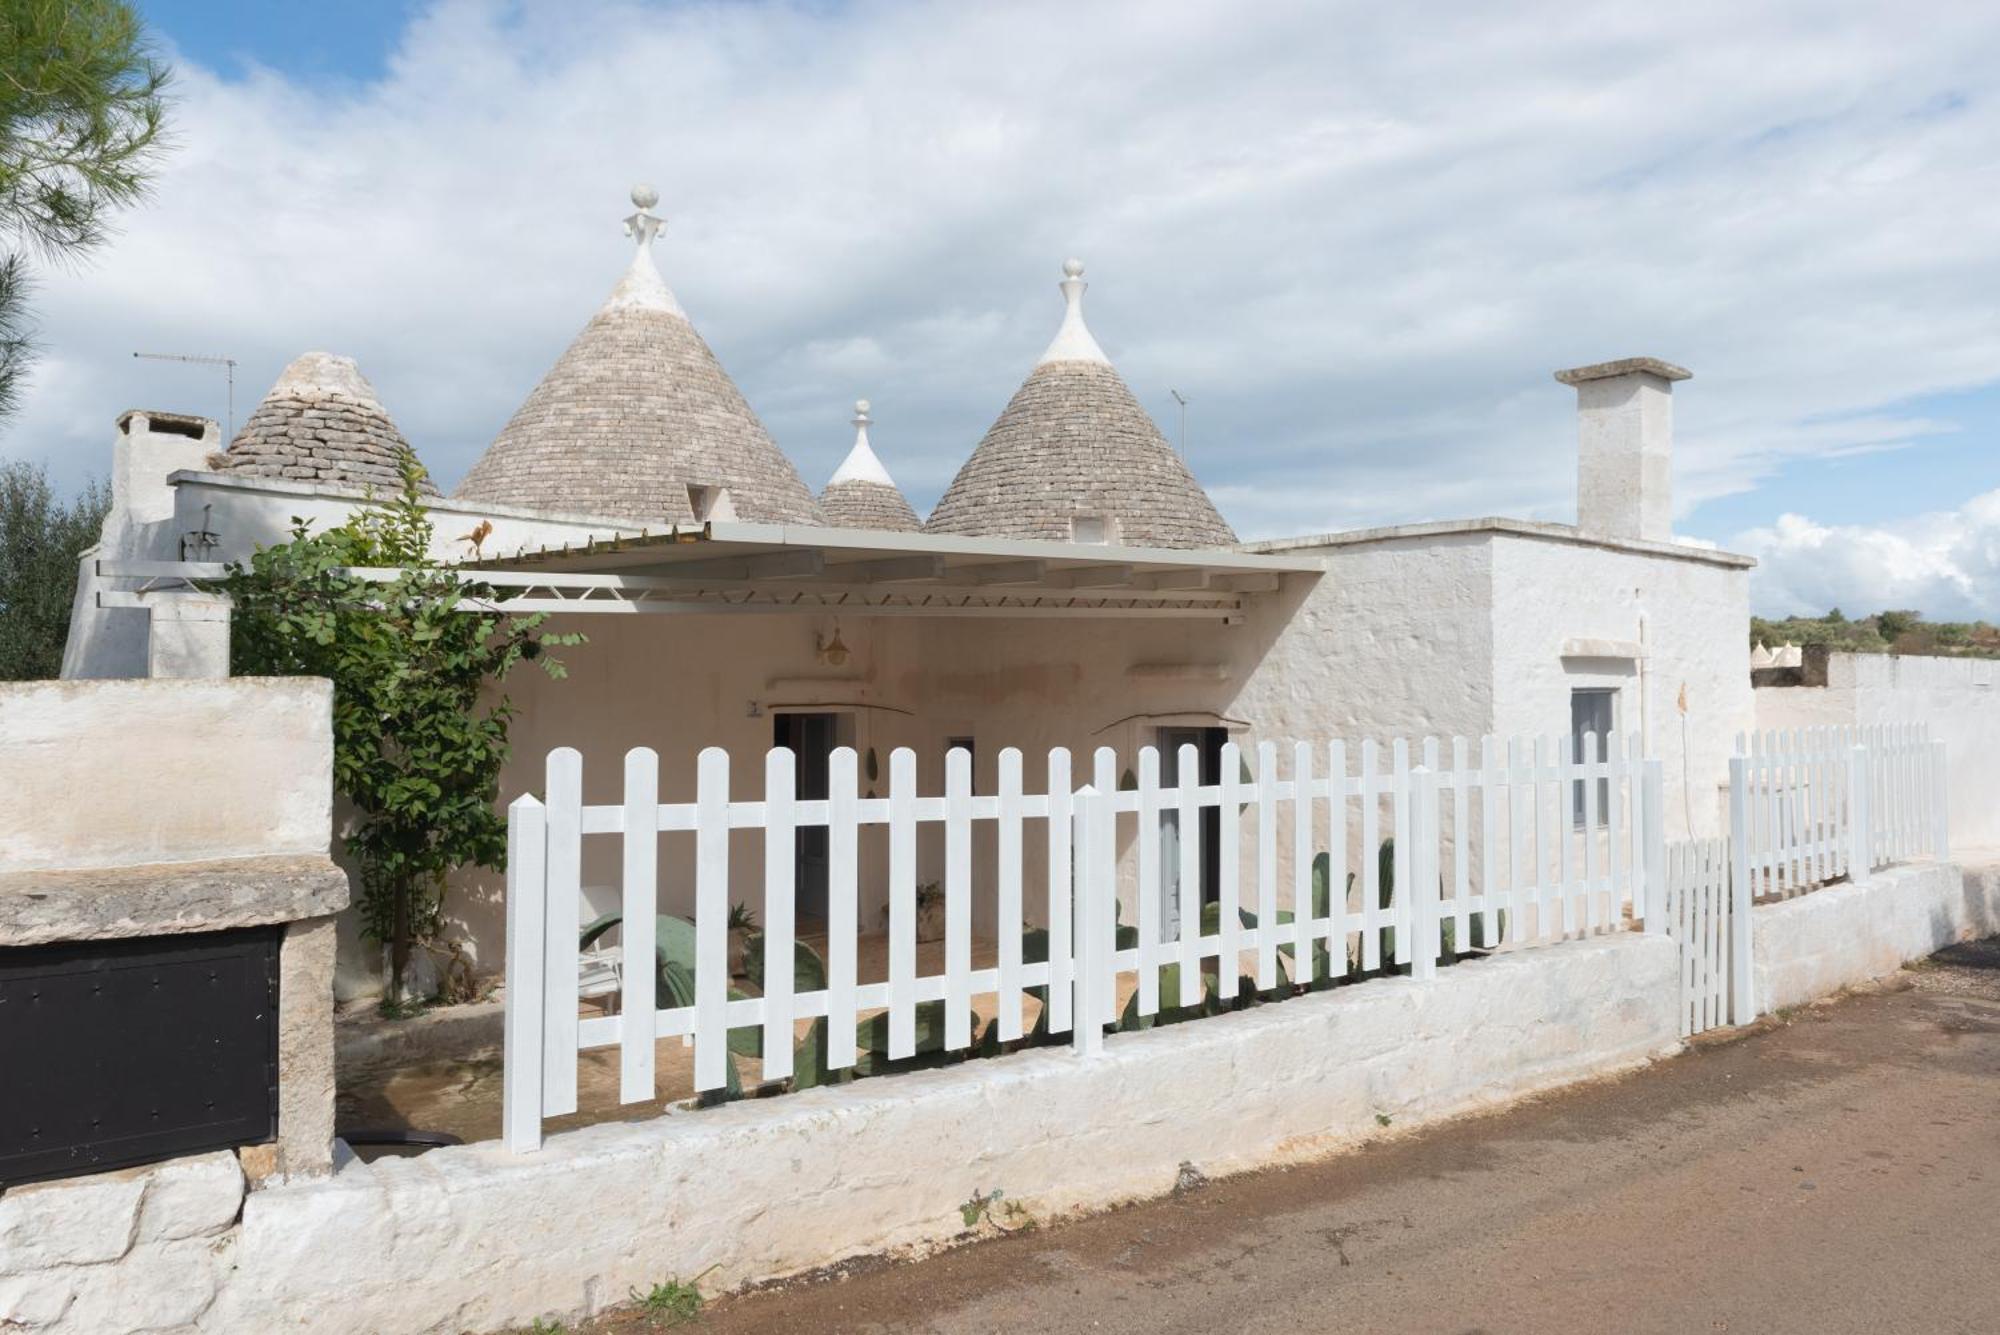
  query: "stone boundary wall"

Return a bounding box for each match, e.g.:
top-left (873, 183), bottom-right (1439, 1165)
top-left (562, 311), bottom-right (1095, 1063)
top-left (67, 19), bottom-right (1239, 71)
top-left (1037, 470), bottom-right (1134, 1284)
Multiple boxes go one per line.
top-left (1752, 860), bottom-right (1999, 1013)
top-left (215, 934), bottom-right (1676, 1333)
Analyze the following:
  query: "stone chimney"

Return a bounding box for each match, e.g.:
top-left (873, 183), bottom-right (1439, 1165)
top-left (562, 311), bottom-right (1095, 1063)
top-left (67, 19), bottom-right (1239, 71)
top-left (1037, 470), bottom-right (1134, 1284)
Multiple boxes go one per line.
top-left (1554, 357), bottom-right (1689, 543)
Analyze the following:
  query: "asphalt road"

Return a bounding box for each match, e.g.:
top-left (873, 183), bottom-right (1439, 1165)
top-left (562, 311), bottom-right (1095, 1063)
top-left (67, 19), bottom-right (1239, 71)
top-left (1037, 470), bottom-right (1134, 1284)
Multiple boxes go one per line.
top-left (584, 939), bottom-right (2000, 1335)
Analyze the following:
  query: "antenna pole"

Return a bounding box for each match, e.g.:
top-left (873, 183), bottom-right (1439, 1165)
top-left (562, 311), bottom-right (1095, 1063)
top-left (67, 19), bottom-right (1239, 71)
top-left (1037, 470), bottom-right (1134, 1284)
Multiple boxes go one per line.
top-left (1169, 388), bottom-right (1189, 460)
top-left (133, 351), bottom-right (240, 441)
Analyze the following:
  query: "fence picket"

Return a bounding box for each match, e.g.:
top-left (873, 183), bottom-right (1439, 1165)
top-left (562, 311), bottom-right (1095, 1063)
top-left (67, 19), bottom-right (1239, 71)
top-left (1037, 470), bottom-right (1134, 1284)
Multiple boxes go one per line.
top-left (1176, 742), bottom-right (1202, 1001)
top-left (827, 746), bottom-right (859, 1067)
top-left (761, 748), bottom-right (795, 1085)
top-left (1291, 741), bottom-right (1313, 988)
top-left (888, 747), bottom-right (918, 1060)
top-left (1327, 740), bottom-right (1350, 980)
top-left (620, 749), bottom-right (660, 1103)
top-left (1391, 739), bottom-right (1412, 967)
top-left (1219, 740), bottom-right (1243, 1002)
top-left (1046, 748), bottom-right (1073, 1034)
top-left (1137, 746), bottom-right (1162, 1015)
top-left (503, 793), bottom-right (548, 1152)
top-left (1256, 741), bottom-right (1279, 992)
top-left (996, 748), bottom-right (1025, 1042)
top-left (945, 746), bottom-right (973, 1051)
top-left (542, 748), bottom-right (583, 1116)
top-left (692, 747), bottom-right (730, 1093)
top-left (1361, 739), bottom-right (1382, 972)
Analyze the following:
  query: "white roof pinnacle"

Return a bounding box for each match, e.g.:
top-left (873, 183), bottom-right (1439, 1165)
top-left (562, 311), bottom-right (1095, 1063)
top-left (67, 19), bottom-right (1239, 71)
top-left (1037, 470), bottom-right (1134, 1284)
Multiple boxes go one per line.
top-left (607, 182), bottom-right (686, 317)
top-left (1035, 257), bottom-right (1110, 366)
top-left (828, 397), bottom-right (899, 487)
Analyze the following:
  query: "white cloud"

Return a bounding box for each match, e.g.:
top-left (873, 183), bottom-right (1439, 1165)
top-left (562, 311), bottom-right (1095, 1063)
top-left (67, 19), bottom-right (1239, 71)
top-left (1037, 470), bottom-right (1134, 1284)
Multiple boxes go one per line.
top-left (1734, 491), bottom-right (2000, 620)
top-left (3, 0), bottom-right (1998, 608)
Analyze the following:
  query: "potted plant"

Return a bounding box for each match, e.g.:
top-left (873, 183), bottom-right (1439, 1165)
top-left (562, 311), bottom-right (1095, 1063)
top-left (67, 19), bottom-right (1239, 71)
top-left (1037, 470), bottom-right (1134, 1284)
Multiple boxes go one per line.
top-left (915, 882), bottom-right (946, 943)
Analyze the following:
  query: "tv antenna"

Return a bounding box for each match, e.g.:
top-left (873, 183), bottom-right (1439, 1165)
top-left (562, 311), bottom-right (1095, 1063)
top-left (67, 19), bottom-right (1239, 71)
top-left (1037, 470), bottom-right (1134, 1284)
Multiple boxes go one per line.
top-left (1169, 388), bottom-right (1189, 459)
top-left (133, 351), bottom-right (239, 442)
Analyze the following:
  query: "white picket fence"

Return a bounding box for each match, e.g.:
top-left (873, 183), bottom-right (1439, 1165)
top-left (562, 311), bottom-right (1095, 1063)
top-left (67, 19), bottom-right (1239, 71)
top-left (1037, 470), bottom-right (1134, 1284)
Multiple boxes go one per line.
top-left (502, 732), bottom-right (1667, 1151)
top-left (1730, 723), bottom-right (1948, 903)
top-left (1664, 838), bottom-right (1738, 1034)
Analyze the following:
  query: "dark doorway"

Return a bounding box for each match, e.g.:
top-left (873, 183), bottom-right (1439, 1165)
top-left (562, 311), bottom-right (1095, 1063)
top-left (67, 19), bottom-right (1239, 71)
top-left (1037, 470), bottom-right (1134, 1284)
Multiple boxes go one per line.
top-left (1157, 725), bottom-right (1227, 940)
top-left (774, 713), bottom-right (840, 924)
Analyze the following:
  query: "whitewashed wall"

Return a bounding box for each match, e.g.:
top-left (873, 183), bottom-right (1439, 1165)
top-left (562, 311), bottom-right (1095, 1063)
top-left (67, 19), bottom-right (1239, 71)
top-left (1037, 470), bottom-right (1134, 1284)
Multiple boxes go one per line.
top-left (0, 678), bottom-right (333, 872)
top-left (1757, 652), bottom-right (2000, 848)
top-left (1487, 533), bottom-right (1752, 839)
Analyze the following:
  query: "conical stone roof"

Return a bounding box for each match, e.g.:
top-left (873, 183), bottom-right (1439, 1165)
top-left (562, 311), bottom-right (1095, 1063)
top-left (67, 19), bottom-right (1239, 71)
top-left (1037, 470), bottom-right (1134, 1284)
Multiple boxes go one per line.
top-left (925, 260), bottom-right (1234, 549)
top-left (217, 351), bottom-right (437, 494)
top-left (455, 187), bottom-right (823, 527)
top-left (820, 400), bottom-right (920, 532)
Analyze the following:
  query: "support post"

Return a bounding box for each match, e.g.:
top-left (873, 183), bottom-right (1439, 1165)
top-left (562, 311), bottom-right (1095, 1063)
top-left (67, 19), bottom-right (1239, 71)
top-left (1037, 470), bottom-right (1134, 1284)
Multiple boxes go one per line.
top-left (503, 793), bottom-right (548, 1153)
top-left (1727, 757), bottom-right (1756, 1025)
top-left (1848, 746), bottom-right (1871, 885)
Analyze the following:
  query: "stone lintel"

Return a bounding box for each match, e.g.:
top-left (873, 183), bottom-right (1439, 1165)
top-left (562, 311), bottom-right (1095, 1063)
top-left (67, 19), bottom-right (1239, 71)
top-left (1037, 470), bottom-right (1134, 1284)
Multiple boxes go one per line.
top-left (1554, 356), bottom-right (1692, 386)
top-left (0, 854), bottom-right (350, 949)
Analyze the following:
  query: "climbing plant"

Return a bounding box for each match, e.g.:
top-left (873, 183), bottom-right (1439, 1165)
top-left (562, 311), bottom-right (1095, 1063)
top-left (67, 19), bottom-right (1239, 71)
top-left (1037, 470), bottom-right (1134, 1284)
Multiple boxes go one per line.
top-left (221, 453), bottom-right (580, 1001)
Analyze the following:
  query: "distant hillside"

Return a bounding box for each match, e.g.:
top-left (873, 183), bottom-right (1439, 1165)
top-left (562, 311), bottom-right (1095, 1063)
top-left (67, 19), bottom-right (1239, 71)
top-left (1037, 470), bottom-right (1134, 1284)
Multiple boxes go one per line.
top-left (1750, 609), bottom-right (2000, 660)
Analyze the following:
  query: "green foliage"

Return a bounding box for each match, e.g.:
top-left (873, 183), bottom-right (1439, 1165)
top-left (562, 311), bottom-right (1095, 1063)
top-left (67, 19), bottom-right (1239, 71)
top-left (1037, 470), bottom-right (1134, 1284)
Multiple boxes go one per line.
top-left (0, 460), bottom-right (107, 679)
top-left (0, 0), bottom-right (171, 420)
top-left (1749, 608), bottom-right (2000, 660)
top-left (629, 1277), bottom-right (703, 1326)
top-left (221, 456), bottom-right (580, 998)
top-left (960, 1186), bottom-right (1004, 1229)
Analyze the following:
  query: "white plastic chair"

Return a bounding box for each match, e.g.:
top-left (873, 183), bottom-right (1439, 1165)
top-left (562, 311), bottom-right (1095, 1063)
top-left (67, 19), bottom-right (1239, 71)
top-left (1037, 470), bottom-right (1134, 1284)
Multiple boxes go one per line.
top-left (577, 884), bottom-right (624, 1006)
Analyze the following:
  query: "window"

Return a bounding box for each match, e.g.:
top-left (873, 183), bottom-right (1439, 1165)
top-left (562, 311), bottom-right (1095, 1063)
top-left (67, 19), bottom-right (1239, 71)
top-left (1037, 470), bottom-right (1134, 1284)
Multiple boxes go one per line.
top-left (1070, 513), bottom-right (1116, 544)
top-left (1570, 688), bottom-right (1616, 825)
top-left (685, 484), bottom-right (736, 523)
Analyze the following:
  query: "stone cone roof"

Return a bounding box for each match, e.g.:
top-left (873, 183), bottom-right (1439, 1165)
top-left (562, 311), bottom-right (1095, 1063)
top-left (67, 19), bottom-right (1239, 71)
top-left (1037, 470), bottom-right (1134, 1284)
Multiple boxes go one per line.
top-left (217, 352), bottom-right (437, 494)
top-left (819, 400), bottom-right (920, 532)
top-left (925, 261), bottom-right (1234, 549)
top-left (455, 198), bottom-right (823, 527)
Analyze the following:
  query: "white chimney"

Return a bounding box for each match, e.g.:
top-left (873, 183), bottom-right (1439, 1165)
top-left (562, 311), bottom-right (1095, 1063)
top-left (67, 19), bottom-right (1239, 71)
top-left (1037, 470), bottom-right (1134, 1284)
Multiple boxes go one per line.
top-left (1554, 357), bottom-right (1689, 543)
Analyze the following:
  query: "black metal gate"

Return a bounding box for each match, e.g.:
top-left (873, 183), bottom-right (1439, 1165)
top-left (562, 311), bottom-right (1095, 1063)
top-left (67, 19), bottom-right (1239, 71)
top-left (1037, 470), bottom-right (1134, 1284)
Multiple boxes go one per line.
top-left (0, 926), bottom-right (280, 1186)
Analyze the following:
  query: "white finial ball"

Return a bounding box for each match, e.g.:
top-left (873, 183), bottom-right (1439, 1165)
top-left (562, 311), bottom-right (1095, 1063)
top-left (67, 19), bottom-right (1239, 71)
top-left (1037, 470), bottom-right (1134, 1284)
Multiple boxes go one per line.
top-left (855, 398), bottom-right (870, 416)
top-left (1062, 257), bottom-right (1085, 278)
top-left (631, 183), bottom-right (660, 210)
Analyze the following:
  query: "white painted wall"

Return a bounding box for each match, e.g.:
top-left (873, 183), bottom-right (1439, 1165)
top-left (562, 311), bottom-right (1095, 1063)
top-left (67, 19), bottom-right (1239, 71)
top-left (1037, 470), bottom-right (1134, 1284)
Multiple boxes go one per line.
top-left (216, 933), bottom-right (1679, 1335)
top-left (1488, 533), bottom-right (1752, 839)
top-left (1752, 860), bottom-right (1998, 1012)
top-left (0, 678), bottom-right (333, 873)
top-left (1756, 652), bottom-right (2000, 848)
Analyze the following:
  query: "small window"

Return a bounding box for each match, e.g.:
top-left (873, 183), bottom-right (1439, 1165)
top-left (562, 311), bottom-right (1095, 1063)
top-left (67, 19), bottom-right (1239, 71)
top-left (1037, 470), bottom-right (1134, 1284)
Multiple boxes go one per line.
top-left (1570, 688), bottom-right (1616, 825)
top-left (685, 484), bottom-right (735, 523)
top-left (1070, 513), bottom-right (1115, 544)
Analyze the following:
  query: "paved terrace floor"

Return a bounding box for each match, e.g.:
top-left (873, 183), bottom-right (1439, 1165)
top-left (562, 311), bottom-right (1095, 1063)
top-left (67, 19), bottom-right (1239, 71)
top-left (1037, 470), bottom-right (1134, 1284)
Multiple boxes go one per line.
top-left (535, 935), bottom-right (2000, 1335)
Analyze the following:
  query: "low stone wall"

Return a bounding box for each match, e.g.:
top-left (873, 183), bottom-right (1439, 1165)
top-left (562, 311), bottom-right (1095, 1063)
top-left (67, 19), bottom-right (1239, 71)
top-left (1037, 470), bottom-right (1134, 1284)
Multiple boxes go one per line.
top-left (1752, 860), bottom-right (2000, 1013)
top-left (202, 933), bottom-right (1678, 1334)
top-left (0, 1153), bottom-right (243, 1330)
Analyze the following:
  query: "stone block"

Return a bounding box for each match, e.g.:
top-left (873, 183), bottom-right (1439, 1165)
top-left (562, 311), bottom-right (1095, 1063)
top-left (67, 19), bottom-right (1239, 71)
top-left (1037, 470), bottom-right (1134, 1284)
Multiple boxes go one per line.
top-left (59, 1235), bottom-right (226, 1332)
top-left (0, 1268), bottom-right (78, 1328)
top-left (0, 1168), bottom-right (144, 1274)
top-left (136, 1152), bottom-right (244, 1243)
top-left (276, 915), bottom-right (340, 1180)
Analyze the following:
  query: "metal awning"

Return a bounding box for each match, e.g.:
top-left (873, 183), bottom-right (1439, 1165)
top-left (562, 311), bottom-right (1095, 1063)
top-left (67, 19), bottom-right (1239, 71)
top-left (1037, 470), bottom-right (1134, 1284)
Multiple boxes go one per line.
top-left (462, 520), bottom-right (1323, 622)
top-left (98, 522), bottom-right (1323, 623)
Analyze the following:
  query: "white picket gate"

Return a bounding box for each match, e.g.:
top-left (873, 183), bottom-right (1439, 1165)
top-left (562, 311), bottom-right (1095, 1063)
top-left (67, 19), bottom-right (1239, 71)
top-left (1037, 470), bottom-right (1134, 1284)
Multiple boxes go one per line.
top-left (1664, 838), bottom-right (1739, 1034)
top-left (502, 732), bottom-right (1667, 1151)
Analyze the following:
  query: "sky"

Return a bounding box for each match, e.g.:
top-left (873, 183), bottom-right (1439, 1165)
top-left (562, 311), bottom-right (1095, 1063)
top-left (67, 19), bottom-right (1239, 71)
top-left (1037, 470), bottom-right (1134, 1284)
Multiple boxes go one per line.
top-left (5, 0), bottom-right (1999, 619)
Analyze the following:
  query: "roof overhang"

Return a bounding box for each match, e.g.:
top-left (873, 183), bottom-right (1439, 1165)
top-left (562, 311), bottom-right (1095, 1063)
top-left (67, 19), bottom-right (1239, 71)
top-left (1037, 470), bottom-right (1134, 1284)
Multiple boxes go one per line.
top-left (467, 520), bottom-right (1323, 622)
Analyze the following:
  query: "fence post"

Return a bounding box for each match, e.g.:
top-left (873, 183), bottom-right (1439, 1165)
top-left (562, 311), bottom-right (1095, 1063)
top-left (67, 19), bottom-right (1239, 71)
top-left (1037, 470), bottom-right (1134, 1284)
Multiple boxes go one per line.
top-left (502, 793), bottom-right (548, 1154)
top-left (1727, 756), bottom-right (1756, 1025)
top-left (1642, 758), bottom-right (1667, 933)
top-left (1410, 765), bottom-right (1439, 981)
top-left (1071, 784), bottom-right (1108, 1057)
top-left (1932, 739), bottom-right (1950, 861)
top-left (1848, 745), bottom-right (1871, 885)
